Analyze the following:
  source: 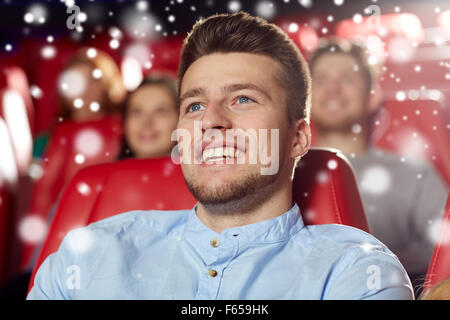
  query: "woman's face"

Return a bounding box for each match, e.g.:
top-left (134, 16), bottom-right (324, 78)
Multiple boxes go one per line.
top-left (124, 84), bottom-right (178, 158)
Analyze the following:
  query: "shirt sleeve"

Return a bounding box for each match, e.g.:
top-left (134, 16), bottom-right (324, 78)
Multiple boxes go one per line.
top-left (27, 230), bottom-right (79, 300)
top-left (324, 245), bottom-right (415, 300)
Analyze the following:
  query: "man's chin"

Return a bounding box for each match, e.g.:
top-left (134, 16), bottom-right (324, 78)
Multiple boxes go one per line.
top-left (184, 171), bottom-right (279, 214)
top-left (186, 179), bottom-right (251, 205)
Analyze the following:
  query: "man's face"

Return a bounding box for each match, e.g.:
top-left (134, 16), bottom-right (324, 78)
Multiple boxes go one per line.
top-left (311, 53), bottom-right (371, 131)
top-left (177, 52), bottom-right (297, 210)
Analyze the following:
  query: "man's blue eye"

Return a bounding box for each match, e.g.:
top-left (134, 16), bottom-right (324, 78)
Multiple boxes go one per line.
top-left (237, 96), bottom-right (252, 104)
top-left (188, 103), bottom-right (204, 113)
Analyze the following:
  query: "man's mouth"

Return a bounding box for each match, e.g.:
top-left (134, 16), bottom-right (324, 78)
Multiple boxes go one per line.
top-left (138, 131), bottom-right (158, 141)
top-left (202, 146), bottom-right (245, 164)
top-left (324, 100), bottom-right (344, 111)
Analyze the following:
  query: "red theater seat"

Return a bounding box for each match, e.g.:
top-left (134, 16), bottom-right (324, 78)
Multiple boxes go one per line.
top-left (423, 192), bottom-right (450, 293)
top-left (293, 148), bottom-right (369, 229)
top-left (21, 115), bottom-right (123, 269)
top-left (1, 66), bottom-right (34, 134)
top-left (21, 37), bottom-right (78, 134)
top-left (28, 148), bottom-right (369, 292)
top-left (0, 110), bottom-right (18, 191)
top-left (0, 65), bottom-right (34, 176)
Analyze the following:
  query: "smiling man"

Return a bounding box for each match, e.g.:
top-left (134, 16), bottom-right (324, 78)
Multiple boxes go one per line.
top-left (28, 12), bottom-right (413, 300)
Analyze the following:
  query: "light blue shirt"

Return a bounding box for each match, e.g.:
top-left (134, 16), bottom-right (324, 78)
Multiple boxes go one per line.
top-left (27, 204), bottom-right (414, 300)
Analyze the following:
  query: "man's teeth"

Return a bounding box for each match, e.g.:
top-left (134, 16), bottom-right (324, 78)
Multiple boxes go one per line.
top-left (202, 147), bottom-right (244, 162)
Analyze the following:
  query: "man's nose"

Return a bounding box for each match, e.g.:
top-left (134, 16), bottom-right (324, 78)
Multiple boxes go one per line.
top-left (201, 102), bottom-right (232, 133)
top-left (142, 113), bottom-right (155, 126)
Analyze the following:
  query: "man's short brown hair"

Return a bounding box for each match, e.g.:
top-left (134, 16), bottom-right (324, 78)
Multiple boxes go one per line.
top-left (177, 11), bottom-right (311, 124)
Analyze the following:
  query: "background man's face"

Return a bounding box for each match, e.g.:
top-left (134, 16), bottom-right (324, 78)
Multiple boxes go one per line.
top-left (311, 53), bottom-right (371, 132)
top-left (177, 52), bottom-right (292, 208)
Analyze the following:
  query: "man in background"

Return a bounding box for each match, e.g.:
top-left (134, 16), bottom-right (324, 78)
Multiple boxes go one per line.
top-left (309, 38), bottom-right (448, 293)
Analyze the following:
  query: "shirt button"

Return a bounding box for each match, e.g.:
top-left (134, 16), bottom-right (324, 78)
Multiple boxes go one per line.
top-left (208, 269), bottom-right (218, 278)
top-left (210, 238), bottom-right (219, 248)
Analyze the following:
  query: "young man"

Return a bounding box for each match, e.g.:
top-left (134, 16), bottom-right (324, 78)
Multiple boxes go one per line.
top-left (309, 38), bottom-right (447, 290)
top-left (27, 12), bottom-right (413, 300)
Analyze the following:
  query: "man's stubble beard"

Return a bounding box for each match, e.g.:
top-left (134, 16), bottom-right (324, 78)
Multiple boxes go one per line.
top-left (182, 165), bottom-right (282, 216)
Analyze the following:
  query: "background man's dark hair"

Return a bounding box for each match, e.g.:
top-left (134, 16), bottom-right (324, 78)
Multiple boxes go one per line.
top-left (177, 11), bottom-right (311, 125)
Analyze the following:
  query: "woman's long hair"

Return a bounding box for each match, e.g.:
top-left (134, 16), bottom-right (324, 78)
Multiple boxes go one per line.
top-left (58, 47), bottom-right (126, 120)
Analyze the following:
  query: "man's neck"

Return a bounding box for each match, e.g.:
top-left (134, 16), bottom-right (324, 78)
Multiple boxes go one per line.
top-left (195, 179), bottom-right (293, 234)
top-left (315, 129), bottom-right (369, 157)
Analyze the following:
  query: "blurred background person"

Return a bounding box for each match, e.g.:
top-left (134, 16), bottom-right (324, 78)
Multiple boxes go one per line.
top-left (308, 38), bottom-right (448, 294)
top-left (28, 47), bottom-right (126, 218)
top-left (33, 47), bottom-right (126, 155)
top-left (117, 74), bottom-right (179, 160)
top-left (18, 47), bottom-right (126, 274)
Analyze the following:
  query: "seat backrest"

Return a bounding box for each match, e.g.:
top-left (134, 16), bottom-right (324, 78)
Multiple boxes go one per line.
top-left (20, 115), bottom-right (122, 269)
top-left (0, 65), bottom-right (34, 177)
top-left (21, 37), bottom-right (78, 133)
top-left (2, 66), bottom-right (34, 134)
top-left (28, 148), bottom-right (369, 292)
top-left (0, 117), bottom-right (18, 189)
top-left (28, 115), bottom-right (123, 217)
top-left (293, 148), bottom-right (369, 229)
top-left (424, 192), bottom-right (450, 292)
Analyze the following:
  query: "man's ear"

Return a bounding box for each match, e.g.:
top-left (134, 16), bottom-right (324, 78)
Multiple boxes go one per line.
top-left (290, 118), bottom-right (311, 159)
top-left (368, 82), bottom-right (383, 114)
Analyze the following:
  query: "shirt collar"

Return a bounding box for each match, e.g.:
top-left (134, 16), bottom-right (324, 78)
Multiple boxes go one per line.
top-left (184, 202), bottom-right (305, 244)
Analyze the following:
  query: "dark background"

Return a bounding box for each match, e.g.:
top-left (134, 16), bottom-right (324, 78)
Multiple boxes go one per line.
top-left (1, 0), bottom-right (449, 44)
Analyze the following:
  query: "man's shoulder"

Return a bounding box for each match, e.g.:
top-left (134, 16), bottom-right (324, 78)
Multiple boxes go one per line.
top-left (294, 223), bottom-right (397, 259)
top-left (293, 223), bottom-right (413, 299)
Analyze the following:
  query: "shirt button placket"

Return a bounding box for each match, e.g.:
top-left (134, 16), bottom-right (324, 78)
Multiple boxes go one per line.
top-left (208, 269), bottom-right (218, 278)
top-left (198, 237), bottom-right (222, 299)
top-left (210, 238), bottom-right (219, 248)
top-left (208, 238), bottom-right (219, 280)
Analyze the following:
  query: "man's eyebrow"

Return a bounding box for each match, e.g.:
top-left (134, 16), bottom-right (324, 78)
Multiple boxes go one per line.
top-left (179, 83), bottom-right (272, 105)
top-left (179, 87), bottom-right (208, 105)
top-left (224, 83), bottom-right (272, 101)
